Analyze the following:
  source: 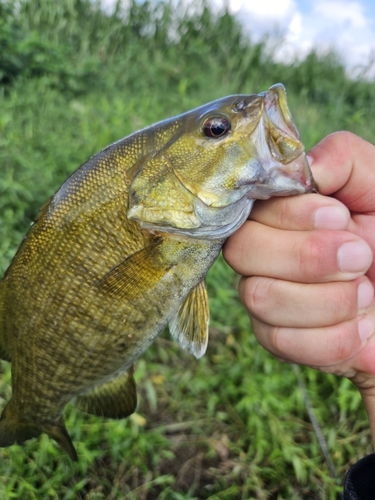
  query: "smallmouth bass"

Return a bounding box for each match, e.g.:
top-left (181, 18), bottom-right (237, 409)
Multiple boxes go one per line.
top-left (0, 84), bottom-right (314, 460)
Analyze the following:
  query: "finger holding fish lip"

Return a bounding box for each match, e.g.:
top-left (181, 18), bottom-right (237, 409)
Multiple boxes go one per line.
top-left (249, 193), bottom-right (351, 232)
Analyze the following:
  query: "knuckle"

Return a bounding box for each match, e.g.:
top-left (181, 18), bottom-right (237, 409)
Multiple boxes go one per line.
top-left (222, 239), bottom-right (235, 267)
top-left (222, 236), bottom-right (243, 270)
top-left (275, 198), bottom-right (291, 227)
top-left (326, 131), bottom-right (355, 152)
top-left (324, 131), bottom-right (358, 163)
top-left (251, 315), bottom-right (286, 358)
top-left (245, 277), bottom-right (275, 317)
top-left (330, 130), bottom-right (355, 144)
top-left (327, 324), bottom-right (357, 363)
top-left (296, 233), bottom-right (328, 280)
top-left (223, 221), bottom-right (253, 273)
top-left (268, 325), bottom-right (290, 357)
top-left (333, 284), bottom-right (357, 320)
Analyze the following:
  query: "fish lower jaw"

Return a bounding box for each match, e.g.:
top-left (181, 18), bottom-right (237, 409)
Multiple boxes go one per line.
top-left (247, 181), bottom-right (307, 200)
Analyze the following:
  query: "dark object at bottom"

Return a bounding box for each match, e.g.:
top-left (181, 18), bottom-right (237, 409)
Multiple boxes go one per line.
top-left (344, 453), bottom-right (375, 499)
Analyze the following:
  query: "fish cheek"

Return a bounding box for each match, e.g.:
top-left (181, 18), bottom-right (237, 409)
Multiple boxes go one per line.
top-left (171, 139), bottom-right (260, 208)
top-left (127, 156), bottom-right (200, 229)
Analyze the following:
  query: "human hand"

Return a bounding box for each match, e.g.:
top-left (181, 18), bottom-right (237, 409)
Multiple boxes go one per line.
top-left (223, 131), bottom-right (375, 443)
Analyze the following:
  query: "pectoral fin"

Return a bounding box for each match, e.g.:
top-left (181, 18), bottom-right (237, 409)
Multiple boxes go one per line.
top-left (169, 280), bottom-right (209, 359)
top-left (97, 239), bottom-right (172, 300)
top-left (75, 365), bottom-right (137, 419)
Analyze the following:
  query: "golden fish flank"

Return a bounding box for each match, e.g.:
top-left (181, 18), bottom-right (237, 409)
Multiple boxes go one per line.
top-left (0, 84), bottom-right (314, 460)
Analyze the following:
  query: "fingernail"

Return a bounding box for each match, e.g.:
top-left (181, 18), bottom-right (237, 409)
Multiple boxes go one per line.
top-left (338, 241), bottom-right (372, 273)
top-left (306, 154), bottom-right (313, 166)
top-left (358, 281), bottom-right (374, 310)
top-left (358, 316), bottom-right (375, 341)
top-left (314, 206), bottom-right (349, 230)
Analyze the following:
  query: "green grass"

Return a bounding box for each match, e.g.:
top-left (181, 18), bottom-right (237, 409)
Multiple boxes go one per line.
top-left (1, 0), bottom-right (375, 498)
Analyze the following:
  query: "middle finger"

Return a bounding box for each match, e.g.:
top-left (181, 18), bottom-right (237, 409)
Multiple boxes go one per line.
top-left (223, 221), bottom-right (372, 283)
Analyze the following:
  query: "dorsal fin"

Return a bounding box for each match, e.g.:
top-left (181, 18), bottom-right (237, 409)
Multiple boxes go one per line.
top-left (33, 197), bottom-right (52, 223)
top-left (169, 280), bottom-right (209, 359)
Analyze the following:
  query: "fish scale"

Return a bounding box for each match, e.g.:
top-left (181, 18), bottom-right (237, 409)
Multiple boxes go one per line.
top-left (0, 84), bottom-right (314, 460)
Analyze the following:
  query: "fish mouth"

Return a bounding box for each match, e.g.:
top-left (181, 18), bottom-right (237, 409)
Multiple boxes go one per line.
top-left (251, 83), bottom-right (315, 196)
top-left (248, 153), bottom-right (315, 200)
top-left (262, 83), bottom-right (301, 141)
top-left (277, 153), bottom-right (316, 193)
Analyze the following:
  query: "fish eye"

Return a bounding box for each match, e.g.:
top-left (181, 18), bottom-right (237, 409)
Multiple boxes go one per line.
top-left (202, 117), bottom-right (231, 139)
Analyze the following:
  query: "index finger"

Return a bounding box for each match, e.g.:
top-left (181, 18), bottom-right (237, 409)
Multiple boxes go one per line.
top-left (250, 193), bottom-right (350, 231)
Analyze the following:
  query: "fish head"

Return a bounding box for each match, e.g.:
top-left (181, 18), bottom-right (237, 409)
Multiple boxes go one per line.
top-left (128, 83), bottom-right (315, 240)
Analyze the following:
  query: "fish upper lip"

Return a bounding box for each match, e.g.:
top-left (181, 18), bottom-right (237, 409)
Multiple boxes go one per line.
top-left (262, 84), bottom-right (301, 141)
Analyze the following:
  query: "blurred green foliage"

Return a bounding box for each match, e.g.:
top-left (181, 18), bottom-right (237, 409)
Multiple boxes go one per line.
top-left (0, 0), bottom-right (374, 498)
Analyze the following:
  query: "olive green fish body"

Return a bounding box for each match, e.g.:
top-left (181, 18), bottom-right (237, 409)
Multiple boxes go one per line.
top-left (0, 84), bottom-right (314, 460)
top-left (1, 127), bottom-right (222, 456)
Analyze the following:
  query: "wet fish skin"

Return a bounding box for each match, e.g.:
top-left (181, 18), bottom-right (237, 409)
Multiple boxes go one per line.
top-left (0, 84), bottom-right (314, 460)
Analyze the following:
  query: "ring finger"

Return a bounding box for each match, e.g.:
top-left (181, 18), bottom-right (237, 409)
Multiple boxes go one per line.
top-left (239, 276), bottom-right (374, 328)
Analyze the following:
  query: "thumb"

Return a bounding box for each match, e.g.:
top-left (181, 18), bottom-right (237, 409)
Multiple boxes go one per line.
top-left (308, 131), bottom-right (375, 213)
